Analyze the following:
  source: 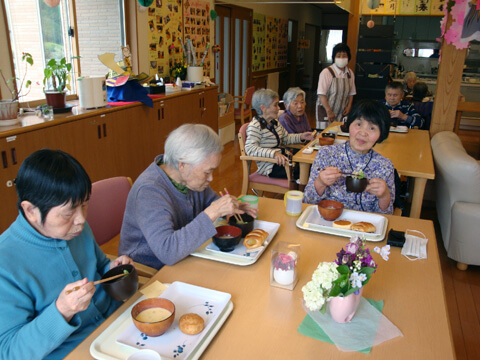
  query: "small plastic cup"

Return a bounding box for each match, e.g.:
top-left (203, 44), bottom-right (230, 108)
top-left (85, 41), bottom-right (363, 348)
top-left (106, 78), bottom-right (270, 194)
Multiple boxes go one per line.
top-left (239, 195), bottom-right (259, 210)
top-left (43, 106), bottom-right (54, 120)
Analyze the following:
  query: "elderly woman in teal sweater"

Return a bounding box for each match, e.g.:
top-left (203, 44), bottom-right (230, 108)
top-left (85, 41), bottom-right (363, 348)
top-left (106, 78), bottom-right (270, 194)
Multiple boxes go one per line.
top-left (0, 149), bottom-right (133, 360)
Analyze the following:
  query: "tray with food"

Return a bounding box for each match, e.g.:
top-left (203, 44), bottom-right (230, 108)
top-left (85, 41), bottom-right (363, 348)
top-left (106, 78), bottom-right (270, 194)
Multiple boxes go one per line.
top-left (190, 220), bottom-right (280, 266)
top-left (90, 282), bottom-right (233, 360)
top-left (296, 205), bottom-right (388, 242)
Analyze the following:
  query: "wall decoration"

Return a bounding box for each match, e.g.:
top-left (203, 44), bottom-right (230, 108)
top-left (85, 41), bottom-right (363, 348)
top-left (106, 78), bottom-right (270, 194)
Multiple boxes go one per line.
top-left (277, 18), bottom-right (288, 69)
top-left (441, 0), bottom-right (480, 49)
top-left (361, 0), bottom-right (445, 15)
top-left (252, 13), bottom-right (288, 72)
top-left (252, 13), bottom-right (266, 72)
top-left (265, 16), bottom-right (277, 69)
top-left (183, 0), bottom-right (211, 76)
top-left (146, 0), bottom-right (184, 77)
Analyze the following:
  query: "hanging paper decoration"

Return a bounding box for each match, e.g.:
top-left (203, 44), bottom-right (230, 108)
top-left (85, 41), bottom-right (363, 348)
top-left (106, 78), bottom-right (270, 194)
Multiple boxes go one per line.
top-left (367, 0), bottom-right (380, 10)
top-left (43, 0), bottom-right (60, 7)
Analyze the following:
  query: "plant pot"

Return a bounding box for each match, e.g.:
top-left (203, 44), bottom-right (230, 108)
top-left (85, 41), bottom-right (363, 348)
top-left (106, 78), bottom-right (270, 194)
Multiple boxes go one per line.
top-left (0, 100), bottom-right (20, 126)
top-left (45, 91), bottom-right (67, 109)
top-left (328, 288), bottom-right (363, 323)
top-left (273, 268), bottom-right (295, 286)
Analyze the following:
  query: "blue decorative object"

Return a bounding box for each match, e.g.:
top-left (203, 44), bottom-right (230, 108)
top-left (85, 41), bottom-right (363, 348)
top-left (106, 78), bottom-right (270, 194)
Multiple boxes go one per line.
top-left (107, 80), bottom-right (153, 108)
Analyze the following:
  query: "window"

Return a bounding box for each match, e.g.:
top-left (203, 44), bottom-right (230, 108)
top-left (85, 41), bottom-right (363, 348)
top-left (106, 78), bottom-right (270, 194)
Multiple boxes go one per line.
top-left (3, 0), bottom-right (125, 103)
top-left (325, 30), bottom-right (343, 62)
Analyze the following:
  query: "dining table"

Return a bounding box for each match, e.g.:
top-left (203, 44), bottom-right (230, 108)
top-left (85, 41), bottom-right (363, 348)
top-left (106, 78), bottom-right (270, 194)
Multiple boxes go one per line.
top-left (292, 122), bottom-right (435, 218)
top-left (65, 197), bottom-right (453, 360)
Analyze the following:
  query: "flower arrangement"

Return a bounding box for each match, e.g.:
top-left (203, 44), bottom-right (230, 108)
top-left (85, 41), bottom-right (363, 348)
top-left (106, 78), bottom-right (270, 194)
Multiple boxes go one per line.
top-left (273, 252), bottom-right (296, 271)
top-left (302, 236), bottom-right (389, 313)
top-left (170, 61), bottom-right (187, 80)
top-left (0, 52), bottom-right (34, 101)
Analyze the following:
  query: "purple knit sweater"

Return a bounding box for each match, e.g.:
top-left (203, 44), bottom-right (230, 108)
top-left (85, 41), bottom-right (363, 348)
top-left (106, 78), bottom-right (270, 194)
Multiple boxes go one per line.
top-left (119, 155), bottom-right (219, 269)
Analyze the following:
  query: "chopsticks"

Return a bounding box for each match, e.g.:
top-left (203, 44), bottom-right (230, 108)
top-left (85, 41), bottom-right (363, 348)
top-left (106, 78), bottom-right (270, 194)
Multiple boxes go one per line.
top-left (65, 273), bottom-right (126, 295)
top-left (220, 188), bottom-right (244, 224)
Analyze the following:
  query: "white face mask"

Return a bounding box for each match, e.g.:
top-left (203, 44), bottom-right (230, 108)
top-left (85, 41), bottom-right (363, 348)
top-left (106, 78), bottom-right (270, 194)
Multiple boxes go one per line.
top-left (335, 58), bottom-right (348, 69)
top-left (401, 230), bottom-right (428, 260)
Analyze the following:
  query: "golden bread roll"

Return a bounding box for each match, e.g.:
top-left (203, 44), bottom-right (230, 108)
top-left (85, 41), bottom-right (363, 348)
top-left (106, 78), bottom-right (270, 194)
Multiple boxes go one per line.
top-left (243, 229), bottom-right (269, 249)
top-left (332, 220), bottom-right (352, 230)
top-left (351, 221), bottom-right (376, 233)
top-left (179, 313), bottom-right (204, 335)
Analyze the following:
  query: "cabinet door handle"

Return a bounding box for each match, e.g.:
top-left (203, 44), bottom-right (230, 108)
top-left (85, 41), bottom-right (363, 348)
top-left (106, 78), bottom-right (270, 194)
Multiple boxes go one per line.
top-left (1, 151), bottom-right (7, 169)
top-left (158, 108), bottom-right (161, 121)
top-left (103, 123), bottom-right (107, 137)
top-left (10, 148), bottom-right (16, 165)
top-left (97, 125), bottom-right (102, 139)
top-left (162, 108), bottom-right (164, 119)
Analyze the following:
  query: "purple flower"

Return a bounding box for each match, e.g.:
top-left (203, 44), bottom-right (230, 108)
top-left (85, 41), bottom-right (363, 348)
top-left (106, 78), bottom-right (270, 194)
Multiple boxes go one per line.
top-left (345, 241), bottom-right (359, 254)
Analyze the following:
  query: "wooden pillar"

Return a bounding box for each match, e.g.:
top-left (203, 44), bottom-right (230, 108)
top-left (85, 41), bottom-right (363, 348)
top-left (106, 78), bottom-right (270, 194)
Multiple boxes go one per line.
top-left (430, 13), bottom-right (467, 136)
top-left (346, 0), bottom-right (361, 74)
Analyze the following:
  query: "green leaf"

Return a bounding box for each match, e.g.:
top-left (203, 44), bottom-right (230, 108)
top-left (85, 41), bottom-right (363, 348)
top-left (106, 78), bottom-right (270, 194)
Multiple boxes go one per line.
top-left (362, 267), bottom-right (376, 275)
top-left (337, 265), bottom-right (349, 274)
top-left (25, 80), bottom-right (31, 88)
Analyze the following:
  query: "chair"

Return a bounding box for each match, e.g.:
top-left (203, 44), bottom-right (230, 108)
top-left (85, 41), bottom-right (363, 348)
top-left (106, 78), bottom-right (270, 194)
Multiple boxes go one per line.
top-left (233, 86), bottom-right (255, 127)
top-left (238, 123), bottom-right (291, 196)
top-left (431, 131), bottom-right (480, 270)
top-left (87, 176), bottom-right (157, 282)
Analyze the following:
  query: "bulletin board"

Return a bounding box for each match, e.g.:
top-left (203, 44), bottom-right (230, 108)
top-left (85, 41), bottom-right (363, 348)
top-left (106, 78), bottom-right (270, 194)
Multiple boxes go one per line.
top-left (252, 13), bottom-right (266, 72)
top-left (183, 0), bottom-right (211, 75)
top-left (361, 0), bottom-right (445, 15)
top-left (146, 0), bottom-right (184, 77)
top-left (265, 16), bottom-right (276, 69)
top-left (253, 13), bottom-right (288, 72)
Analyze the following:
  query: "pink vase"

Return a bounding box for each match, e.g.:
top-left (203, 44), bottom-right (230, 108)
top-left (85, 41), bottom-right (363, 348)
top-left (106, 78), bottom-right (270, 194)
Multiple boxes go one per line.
top-left (328, 288), bottom-right (363, 323)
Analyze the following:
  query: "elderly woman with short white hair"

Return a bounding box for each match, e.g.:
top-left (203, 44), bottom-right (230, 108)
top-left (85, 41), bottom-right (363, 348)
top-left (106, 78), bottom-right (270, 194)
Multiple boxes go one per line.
top-left (119, 124), bottom-right (255, 269)
top-left (279, 87), bottom-right (312, 134)
top-left (245, 88), bottom-right (315, 179)
top-left (403, 71), bottom-right (417, 97)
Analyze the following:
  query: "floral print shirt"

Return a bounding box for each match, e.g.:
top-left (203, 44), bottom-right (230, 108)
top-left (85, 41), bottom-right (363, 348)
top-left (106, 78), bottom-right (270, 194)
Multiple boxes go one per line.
top-left (303, 141), bottom-right (395, 214)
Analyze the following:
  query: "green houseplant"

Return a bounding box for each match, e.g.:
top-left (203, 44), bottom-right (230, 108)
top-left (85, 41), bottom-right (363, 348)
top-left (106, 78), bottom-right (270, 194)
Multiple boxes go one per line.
top-left (43, 57), bottom-right (73, 109)
top-left (0, 52), bottom-right (33, 125)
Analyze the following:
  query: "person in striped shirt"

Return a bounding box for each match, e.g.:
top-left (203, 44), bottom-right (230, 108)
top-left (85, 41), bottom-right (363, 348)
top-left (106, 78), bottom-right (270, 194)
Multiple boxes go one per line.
top-left (245, 89), bottom-right (315, 179)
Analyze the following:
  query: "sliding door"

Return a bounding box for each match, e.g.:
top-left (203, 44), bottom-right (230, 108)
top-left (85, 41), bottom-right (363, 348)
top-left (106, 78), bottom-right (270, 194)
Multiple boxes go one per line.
top-left (215, 4), bottom-right (252, 97)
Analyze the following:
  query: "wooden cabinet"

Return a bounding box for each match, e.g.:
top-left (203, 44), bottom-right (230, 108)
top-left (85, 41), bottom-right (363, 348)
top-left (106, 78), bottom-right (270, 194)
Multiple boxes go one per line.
top-left (0, 87), bottom-right (219, 233)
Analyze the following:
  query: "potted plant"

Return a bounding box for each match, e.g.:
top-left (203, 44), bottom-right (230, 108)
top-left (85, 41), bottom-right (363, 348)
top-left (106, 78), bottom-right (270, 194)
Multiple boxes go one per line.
top-left (0, 52), bottom-right (33, 125)
top-left (43, 57), bottom-right (73, 109)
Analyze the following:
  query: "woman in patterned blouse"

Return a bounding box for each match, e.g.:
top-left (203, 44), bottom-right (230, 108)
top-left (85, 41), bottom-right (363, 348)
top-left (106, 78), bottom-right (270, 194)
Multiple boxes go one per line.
top-left (304, 99), bottom-right (395, 214)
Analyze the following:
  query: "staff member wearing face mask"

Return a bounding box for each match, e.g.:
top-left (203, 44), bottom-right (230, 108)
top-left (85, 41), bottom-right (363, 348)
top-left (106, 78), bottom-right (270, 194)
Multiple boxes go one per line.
top-left (316, 43), bottom-right (356, 124)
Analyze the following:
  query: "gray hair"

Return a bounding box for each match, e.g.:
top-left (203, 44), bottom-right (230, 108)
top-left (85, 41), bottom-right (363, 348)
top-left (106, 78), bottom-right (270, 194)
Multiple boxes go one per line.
top-left (251, 88), bottom-right (278, 115)
top-left (164, 124), bottom-right (223, 169)
top-left (404, 71), bottom-right (417, 82)
top-left (283, 87), bottom-right (306, 108)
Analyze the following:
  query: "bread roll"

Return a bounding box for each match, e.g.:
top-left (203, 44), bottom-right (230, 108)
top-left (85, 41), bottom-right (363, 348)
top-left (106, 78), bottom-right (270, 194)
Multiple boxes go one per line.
top-left (351, 221), bottom-right (376, 233)
top-left (332, 220), bottom-right (352, 230)
top-left (243, 229), bottom-right (269, 249)
top-left (179, 313), bottom-right (204, 335)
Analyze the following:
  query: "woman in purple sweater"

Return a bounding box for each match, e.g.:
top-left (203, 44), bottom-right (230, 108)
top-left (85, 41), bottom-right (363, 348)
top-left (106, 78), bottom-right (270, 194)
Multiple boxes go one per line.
top-left (279, 87), bottom-right (312, 134)
top-left (119, 124), bottom-right (256, 269)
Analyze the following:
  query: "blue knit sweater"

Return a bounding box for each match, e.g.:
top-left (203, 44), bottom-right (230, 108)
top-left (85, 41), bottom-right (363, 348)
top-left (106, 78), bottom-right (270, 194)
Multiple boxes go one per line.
top-left (0, 214), bottom-right (121, 359)
top-left (119, 155), bottom-right (219, 269)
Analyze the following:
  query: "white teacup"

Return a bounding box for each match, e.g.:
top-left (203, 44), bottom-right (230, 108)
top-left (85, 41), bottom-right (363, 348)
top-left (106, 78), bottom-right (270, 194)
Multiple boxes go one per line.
top-left (284, 190), bottom-right (304, 216)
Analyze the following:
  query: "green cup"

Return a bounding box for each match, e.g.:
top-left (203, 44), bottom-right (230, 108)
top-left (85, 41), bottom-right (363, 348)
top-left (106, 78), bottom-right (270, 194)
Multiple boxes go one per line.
top-left (239, 195), bottom-right (259, 217)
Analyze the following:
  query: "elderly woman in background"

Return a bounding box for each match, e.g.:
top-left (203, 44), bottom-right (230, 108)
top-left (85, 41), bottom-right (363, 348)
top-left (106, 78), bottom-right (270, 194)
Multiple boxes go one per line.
top-left (304, 99), bottom-right (395, 214)
top-left (245, 88), bottom-right (315, 179)
top-left (0, 149), bottom-right (133, 359)
top-left (403, 71), bottom-right (417, 98)
top-left (279, 87), bottom-right (312, 134)
top-left (119, 124), bottom-right (255, 270)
